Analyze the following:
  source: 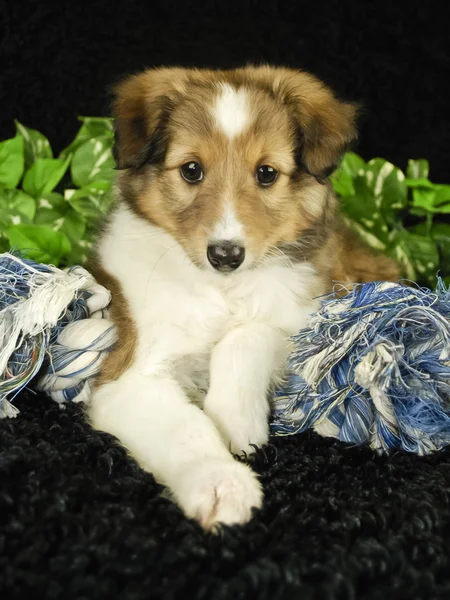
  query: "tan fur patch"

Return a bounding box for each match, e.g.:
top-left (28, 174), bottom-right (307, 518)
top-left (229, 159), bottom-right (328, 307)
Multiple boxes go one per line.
top-left (332, 228), bottom-right (400, 284)
top-left (88, 260), bottom-right (137, 386)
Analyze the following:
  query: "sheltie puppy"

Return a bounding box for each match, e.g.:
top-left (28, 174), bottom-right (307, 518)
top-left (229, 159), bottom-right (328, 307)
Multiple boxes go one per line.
top-left (88, 66), bottom-right (398, 530)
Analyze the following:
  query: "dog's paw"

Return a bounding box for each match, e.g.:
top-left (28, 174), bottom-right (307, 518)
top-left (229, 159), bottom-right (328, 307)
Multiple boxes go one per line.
top-left (204, 393), bottom-right (270, 456)
top-left (226, 416), bottom-right (269, 456)
top-left (173, 458), bottom-right (263, 530)
top-left (205, 403), bottom-right (270, 456)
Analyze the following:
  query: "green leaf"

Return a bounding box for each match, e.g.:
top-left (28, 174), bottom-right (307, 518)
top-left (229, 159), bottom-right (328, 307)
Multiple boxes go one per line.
top-left (35, 191), bottom-right (88, 266)
top-left (22, 156), bottom-right (71, 198)
top-left (340, 176), bottom-right (377, 217)
top-left (342, 216), bottom-right (387, 252)
top-left (38, 191), bottom-right (67, 209)
top-left (340, 176), bottom-right (391, 244)
top-left (65, 228), bottom-right (95, 266)
top-left (56, 211), bottom-right (85, 248)
top-left (7, 224), bottom-right (71, 265)
top-left (59, 117), bottom-right (113, 160)
top-left (409, 206), bottom-right (428, 218)
top-left (35, 195), bottom-right (85, 245)
top-left (331, 169), bottom-right (355, 197)
top-left (411, 186), bottom-right (450, 214)
top-left (332, 153), bottom-right (366, 195)
top-left (65, 180), bottom-right (113, 220)
top-left (0, 136), bottom-right (24, 188)
top-left (0, 188), bottom-right (36, 228)
top-left (433, 204), bottom-right (450, 214)
top-left (429, 223), bottom-right (450, 277)
top-left (430, 223), bottom-right (450, 246)
top-left (406, 159), bottom-right (429, 180)
top-left (15, 120), bottom-right (53, 169)
top-left (78, 116), bottom-right (113, 136)
top-left (389, 229), bottom-right (440, 285)
top-left (0, 233), bottom-right (10, 253)
top-left (434, 185), bottom-right (450, 207)
top-left (365, 158), bottom-right (407, 223)
top-left (405, 178), bottom-right (437, 189)
top-left (412, 188), bottom-right (436, 212)
top-left (70, 137), bottom-right (115, 187)
top-left (339, 152), bottom-right (367, 178)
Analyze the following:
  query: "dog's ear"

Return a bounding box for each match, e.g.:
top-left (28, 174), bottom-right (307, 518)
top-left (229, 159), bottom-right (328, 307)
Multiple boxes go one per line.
top-left (112, 68), bottom-right (188, 170)
top-left (246, 66), bottom-right (359, 180)
top-left (276, 70), bottom-right (359, 179)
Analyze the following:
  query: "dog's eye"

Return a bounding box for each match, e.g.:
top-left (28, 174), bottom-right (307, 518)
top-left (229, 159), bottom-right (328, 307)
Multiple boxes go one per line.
top-left (256, 165), bottom-right (278, 186)
top-left (180, 161), bottom-right (203, 183)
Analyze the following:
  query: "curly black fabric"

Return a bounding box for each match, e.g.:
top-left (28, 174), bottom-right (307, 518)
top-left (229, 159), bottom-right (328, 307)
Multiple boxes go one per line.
top-left (2, 2), bottom-right (450, 597)
top-left (1, 392), bottom-right (450, 599)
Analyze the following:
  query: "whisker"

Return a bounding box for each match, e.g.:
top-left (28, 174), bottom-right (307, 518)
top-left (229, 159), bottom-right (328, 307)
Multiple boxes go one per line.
top-left (144, 242), bottom-right (181, 301)
top-left (119, 230), bottom-right (167, 241)
top-left (278, 242), bottom-right (307, 263)
top-left (266, 246), bottom-right (295, 268)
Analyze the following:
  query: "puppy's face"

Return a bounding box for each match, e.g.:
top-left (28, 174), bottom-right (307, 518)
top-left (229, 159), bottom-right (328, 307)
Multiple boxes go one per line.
top-left (113, 66), bottom-right (357, 273)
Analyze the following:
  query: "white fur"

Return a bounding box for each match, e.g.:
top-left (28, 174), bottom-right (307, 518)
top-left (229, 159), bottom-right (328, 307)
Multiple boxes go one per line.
top-left (89, 203), bottom-right (322, 529)
top-left (213, 84), bottom-right (251, 140)
top-left (211, 202), bottom-right (245, 243)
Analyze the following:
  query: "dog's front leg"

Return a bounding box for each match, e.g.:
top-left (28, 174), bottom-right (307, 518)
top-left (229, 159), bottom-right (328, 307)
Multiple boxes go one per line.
top-left (89, 367), bottom-right (262, 529)
top-left (204, 322), bottom-right (287, 455)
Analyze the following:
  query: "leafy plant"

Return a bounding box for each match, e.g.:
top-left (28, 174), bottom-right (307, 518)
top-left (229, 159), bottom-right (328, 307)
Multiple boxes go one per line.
top-left (0, 119), bottom-right (449, 286)
top-left (331, 153), bottom-right (450, 286)
top-left (0, 118), bottom-right (114, 265)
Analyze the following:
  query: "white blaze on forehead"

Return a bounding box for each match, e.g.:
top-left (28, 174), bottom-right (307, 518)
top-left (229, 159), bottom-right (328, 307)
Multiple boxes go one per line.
top-left (212, 83), bottom-right (251, 139)
top-left (211, 203), bottom-right (245, 242)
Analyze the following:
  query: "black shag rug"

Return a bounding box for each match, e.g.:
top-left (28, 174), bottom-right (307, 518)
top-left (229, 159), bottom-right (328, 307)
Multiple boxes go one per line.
top-left (2, 391), bottom-right (450, 599)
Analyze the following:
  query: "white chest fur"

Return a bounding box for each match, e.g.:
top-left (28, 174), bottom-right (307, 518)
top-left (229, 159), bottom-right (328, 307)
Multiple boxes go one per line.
top-left (97, 205), bottom-right (322, 385)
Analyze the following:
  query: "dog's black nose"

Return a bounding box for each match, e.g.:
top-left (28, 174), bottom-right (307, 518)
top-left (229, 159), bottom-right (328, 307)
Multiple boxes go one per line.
top-left (207, 242), bottom-right (245, 271)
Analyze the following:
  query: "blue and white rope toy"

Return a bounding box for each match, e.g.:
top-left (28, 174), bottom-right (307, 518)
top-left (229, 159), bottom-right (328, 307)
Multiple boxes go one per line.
top-left (1, 252), bottom-right (450, 456)
top-left (0, 253), bottom-right (117, 417)
top-left (271, 279), bottom-right (450, 455)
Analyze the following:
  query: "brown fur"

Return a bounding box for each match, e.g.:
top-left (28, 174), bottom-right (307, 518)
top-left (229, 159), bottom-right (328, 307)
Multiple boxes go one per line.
top-left (333, 229), bottom-right (400, 284)
top-left (88, 260), bottom-right (137, 384)
top-left (96, 65), bottom-right (399, 383)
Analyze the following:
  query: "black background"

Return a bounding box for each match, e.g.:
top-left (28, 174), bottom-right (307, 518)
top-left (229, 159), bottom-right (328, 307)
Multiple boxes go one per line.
top-left (1, 1), bottom-right (450, 181)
